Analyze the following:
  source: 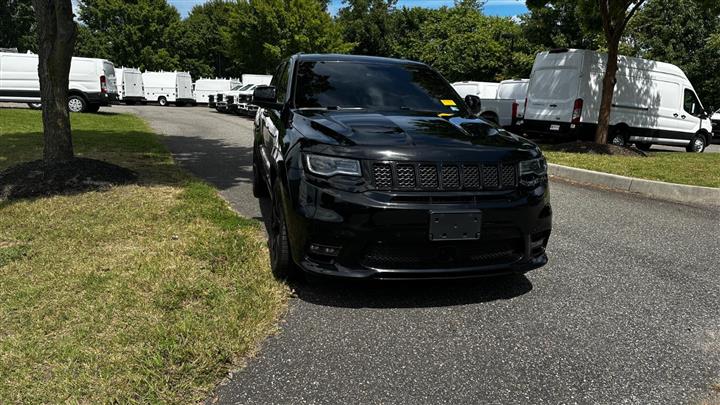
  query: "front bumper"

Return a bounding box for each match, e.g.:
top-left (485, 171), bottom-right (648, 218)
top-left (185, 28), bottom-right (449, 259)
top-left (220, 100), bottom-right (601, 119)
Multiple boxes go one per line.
top-left (284, 179), bottom-right (552, 280)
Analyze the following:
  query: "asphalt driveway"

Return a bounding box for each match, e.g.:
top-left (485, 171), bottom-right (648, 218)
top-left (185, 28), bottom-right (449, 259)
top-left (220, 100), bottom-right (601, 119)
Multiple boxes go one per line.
top-left (115, 105), bottom-right (720, 404)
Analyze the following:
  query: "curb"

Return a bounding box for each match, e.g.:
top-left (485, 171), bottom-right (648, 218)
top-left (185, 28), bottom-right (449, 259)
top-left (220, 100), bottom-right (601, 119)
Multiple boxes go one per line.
top-left (548, 163), bottom-right (720, 206)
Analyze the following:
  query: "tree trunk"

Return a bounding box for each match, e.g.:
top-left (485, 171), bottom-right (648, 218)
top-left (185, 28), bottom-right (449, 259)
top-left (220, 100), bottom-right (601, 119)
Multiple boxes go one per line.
top-left (594, 43), bottom-right (619, 144)
top-left (32, 0), bottom-right (77, 163)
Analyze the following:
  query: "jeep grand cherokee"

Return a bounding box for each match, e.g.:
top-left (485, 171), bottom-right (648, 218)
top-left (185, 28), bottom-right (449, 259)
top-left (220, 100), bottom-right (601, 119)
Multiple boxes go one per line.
top-left (252, 54), bottom-right (552, 280)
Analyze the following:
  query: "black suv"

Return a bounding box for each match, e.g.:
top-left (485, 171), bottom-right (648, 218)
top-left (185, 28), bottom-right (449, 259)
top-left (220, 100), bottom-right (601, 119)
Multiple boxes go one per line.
top-left (252, 54), bottom-right (552, 280)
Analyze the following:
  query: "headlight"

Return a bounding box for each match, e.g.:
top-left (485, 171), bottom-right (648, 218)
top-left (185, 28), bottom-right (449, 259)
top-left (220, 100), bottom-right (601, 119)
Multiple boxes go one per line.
top-left (519, 157), bottom-right (547, 187)
top-left (305, 154), bottom-right (362, 177)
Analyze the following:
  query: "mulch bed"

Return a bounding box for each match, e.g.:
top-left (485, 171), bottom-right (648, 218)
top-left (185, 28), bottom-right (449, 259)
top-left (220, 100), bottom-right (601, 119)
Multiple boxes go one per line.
top-left (544, 141), bottom-right (647, 157)
top-left (0, 157), bottom-right (137, 200)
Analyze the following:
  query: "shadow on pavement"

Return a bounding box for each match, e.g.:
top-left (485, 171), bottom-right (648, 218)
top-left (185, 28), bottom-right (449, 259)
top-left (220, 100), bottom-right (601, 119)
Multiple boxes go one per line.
top-left (160, 134), bottom-right (255, 191)
top-left (290, 273), bottom-right (533, 309)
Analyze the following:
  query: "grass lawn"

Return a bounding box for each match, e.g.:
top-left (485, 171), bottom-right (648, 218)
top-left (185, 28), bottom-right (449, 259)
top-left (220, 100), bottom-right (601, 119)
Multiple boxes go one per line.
top-left (0, 109), bottom-right (288, 403)
top-left (543, 149), bottom-right (720, 188)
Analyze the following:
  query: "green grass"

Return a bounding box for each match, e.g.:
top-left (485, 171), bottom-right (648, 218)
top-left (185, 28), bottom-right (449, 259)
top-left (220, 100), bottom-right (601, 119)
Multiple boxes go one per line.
top-left (0, 109), bottom-right (288, 403)
top-left (543, 149), bottom-right (720, 188)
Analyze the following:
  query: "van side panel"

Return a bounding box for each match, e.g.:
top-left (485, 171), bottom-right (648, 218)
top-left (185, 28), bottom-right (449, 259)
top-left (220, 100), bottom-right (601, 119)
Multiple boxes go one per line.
top-left (0, 54), bottom-right (40, 100)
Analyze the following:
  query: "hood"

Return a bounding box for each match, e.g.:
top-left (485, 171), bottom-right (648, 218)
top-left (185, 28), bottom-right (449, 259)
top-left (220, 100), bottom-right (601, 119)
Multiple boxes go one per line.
top-left (292, 110), bottom-right (541, 161)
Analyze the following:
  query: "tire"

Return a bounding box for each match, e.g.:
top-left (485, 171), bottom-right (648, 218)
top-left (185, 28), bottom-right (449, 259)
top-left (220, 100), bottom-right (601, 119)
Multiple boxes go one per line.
top-left (252, 156), bottom-right (268, 198)
top-left (67, 95), bottom-right (87, 113)
top-left (686, 134), bottom-right (706, 153)
top-left (269, 181), bottom-right (299, 281)
top-left (86, 104), bottom-right (101, 113)
top-left (27, 102), bottom-right (42, 110)
top-left (609, 128), bottom-right (627, 147)
top-left (158, 96), bottom-right (168, 107)
top-left (635, 143), bottom-right (652, 151)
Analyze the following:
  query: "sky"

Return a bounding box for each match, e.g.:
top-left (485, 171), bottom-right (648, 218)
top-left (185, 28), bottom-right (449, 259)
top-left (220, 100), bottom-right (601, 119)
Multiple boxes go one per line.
top-left (165, 0), bottom-right (529, 18)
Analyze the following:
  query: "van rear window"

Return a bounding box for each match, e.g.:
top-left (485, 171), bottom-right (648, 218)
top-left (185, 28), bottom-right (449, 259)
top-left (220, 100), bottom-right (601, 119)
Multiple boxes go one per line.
top-left (529, 69), bottom-right (576, 100)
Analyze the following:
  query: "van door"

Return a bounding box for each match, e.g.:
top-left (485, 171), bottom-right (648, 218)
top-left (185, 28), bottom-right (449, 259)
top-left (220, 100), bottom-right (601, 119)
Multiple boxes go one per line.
top-left (673, 88), bottom-right (703, 138)
top-left (176, 74), bottom-right (193, 100)
top-left (525, 67), bottom-right (579, 125)
top-left (103, 62), bottom-right (117, 94)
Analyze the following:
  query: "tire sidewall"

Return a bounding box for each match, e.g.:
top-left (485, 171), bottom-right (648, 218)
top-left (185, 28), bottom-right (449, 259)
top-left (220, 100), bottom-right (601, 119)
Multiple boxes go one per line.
top-left (688, 134), bottom-right (706, 153)
top-left (68, 95), bottom-right (86, 113)
top-left (158, 97), bottom-right (168, 106)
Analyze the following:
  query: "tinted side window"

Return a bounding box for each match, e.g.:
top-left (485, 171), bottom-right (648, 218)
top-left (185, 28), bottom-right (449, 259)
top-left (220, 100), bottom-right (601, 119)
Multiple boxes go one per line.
top-left (276, 63), bottom-right (289, 102)
top-left (683, 89), bottom-right (702, 116)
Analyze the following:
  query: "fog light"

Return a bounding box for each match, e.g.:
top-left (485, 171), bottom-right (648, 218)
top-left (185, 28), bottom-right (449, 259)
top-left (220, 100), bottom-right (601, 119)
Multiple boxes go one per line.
top-left (310, 243), bottom-right (340, 257)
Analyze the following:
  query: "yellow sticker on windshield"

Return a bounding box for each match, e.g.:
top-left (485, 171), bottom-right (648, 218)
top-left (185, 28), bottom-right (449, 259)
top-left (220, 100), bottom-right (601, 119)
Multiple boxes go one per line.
top-left (437, 113), bottom-right (454, 117)
top-left (441, 99), bottom-right (456, 106)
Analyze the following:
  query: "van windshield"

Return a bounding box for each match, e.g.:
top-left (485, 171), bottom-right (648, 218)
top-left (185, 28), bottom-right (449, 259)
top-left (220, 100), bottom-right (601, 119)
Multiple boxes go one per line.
top-left (294, 61), bottom-right (466, 115)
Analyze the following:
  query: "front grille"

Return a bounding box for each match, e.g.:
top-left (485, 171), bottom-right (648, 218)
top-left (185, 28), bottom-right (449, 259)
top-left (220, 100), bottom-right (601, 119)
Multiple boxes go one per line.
top-left (208, 95), bottom-right (215, 102)
top-left (216, 93), bottom-right (223, 101)
top-left (371, 162), bottom-right (517, 191)
top-left (396, 164), bottom-right (416, 188)
top-left (373, 164), bottom-right (393, 189)
top-left (239, 95), bottom-right (251, 102)
top-left (361, 239), bottom-right (523, 269)
top-left (226, 95), bottom-right (234, 104)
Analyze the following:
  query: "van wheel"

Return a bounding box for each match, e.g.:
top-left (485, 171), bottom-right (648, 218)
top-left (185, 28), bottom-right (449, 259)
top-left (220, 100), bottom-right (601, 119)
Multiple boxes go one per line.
top-left (27, 102), bottom-right (42, 110)
top-left (635, 143), bottom-right (652, 151)
top-left (686, 134), bottom-right (706, 153)
top-left (158, 96), bottom-right (168, 107)
top-left (68, 95), bottom-right (87, 113)
top-left (609, 129), bottom-right (626, 147)
top-left (269, 182), bottom-right (299, 281)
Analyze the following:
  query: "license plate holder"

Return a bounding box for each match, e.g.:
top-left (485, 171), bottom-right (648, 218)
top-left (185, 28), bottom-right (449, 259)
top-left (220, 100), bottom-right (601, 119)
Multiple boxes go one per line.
top-left (429, 211), bottom-right (482, 241)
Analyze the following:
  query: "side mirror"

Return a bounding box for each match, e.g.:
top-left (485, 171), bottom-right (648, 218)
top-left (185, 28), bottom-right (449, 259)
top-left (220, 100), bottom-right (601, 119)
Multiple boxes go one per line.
top-left (253, 85), bottom-right (282, 110)
top-left (464, 94), bottom-right (482, 115)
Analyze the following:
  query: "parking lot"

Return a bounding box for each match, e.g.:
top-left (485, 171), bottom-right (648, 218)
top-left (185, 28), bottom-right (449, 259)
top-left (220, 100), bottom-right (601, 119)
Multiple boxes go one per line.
top-left (111, 105), bottom-right (720, 404)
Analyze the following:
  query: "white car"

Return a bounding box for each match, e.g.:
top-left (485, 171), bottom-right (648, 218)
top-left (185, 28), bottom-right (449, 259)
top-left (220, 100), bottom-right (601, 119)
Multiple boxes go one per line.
top-left (142, 71), bottom-right (195, 106)
top-left (523, 48), bottom-right (713, 152)
top-left (0, 51), bottom-right (118, 112)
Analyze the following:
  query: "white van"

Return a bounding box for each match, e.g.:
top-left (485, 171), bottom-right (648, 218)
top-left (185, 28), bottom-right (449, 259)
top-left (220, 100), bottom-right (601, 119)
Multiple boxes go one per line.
top-left (524, 49), bottom-right (714, 152)
top-left (452, 80), bottom-right (520, 129)
top-left (193, 78), bottom-right (240, 104)
top-left (497, 79), bottom-right (529, 119)
top-left (452, 81), bottom-right (499, 99)
top-left (115, 67), bottom-right (145, 104)
top-left (142, 71), bottom-right (195, 106)
top-left (0, 51), bottom-right (118, 112)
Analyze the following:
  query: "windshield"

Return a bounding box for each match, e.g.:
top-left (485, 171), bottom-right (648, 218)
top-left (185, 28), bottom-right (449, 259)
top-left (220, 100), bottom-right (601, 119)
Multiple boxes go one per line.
top-left (231, 84), bottom-right (245, 91)
top-left (294, 61), bottom-right (466, 115)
